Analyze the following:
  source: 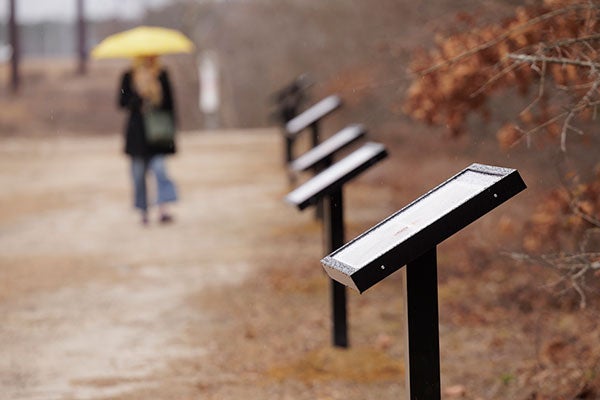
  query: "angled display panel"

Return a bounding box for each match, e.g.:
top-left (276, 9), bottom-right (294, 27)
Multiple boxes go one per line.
top-left (285, 142), bottom-right (388, 210)
top-left (290, 124), bottom-right (366, 172)
top-left (285, 95), bottom-right (342, 135)
top-left (321, 163), bottom-right (526, 293)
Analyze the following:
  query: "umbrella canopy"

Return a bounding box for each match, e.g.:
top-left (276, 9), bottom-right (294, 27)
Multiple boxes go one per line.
top-left (91, 26), bottom-right (195, 59)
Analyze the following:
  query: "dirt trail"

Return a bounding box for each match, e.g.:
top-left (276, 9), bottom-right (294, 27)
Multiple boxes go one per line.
top-left (4, 128), bottom-right (595, 400)
top-left (0, 130), bottom-right (305, 399)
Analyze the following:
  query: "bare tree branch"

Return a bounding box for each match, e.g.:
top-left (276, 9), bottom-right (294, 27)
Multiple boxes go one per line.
top-left (519, 56), bottom-right (547, 117)
top-left (560, 77), bottom-right (600, 150)
top-left (542, 33), bottom-right (600, 51)
top-left (469, 61), bottom-right (525, 98)
top-left (418, 4), bottom-right (600, 75)
top-left (572, 200), bottom-right (600, 228)
top-left (508, 54), bottom-right (600, 69)
top-left (506, 250), bottom-right (600, 308)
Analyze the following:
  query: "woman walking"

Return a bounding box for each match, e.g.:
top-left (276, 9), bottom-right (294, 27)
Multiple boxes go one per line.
top-left (118, 55), bottom-right (178, 225)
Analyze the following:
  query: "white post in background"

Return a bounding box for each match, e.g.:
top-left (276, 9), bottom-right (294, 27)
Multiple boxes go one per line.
top-left (198, 50), bottom-right (220, 130)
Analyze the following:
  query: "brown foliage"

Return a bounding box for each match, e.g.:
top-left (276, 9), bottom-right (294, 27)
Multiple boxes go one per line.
top-left (523, 168), bottom-right (600, 253)
top-left (404, 0), bottom-right (600, 146)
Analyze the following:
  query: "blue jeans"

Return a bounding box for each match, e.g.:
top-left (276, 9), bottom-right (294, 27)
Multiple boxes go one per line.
top-left (131, 156), bottom-right (177, 212)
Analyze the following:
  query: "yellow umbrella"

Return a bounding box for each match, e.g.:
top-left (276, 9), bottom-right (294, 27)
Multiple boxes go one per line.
top-left (91, 26), bottom-right (195, 59)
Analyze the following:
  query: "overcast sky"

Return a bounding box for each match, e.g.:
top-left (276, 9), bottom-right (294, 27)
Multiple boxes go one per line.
top-left (0, 0), bottom-right (172, 23)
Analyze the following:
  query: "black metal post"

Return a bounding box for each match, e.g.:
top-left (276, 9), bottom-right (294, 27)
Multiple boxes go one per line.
top-left (285, 136), bottom-right (293, 165)
top-left (323, 187), bottom-right (348, 348)
top-left (76, 0), bottom-right (87, 75)
top-left (310, 121), bottom-right (320, 148)
top-left (314, 155), bottom-right (332, 221)
top-left (284, 135), bottom-right (296, 186)
top-left (9, 0), bottom-right (19, 93)
top-left (402, 247), bottom-right (441, 400)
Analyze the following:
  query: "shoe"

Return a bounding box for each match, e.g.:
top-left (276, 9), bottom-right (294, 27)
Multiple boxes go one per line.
top-left (159, 214), bottom-right (174, 224)
top-left (141, 212), bottom-right (149, 226)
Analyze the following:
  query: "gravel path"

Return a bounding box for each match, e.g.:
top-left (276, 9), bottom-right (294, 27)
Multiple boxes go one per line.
top-left (0, 130), bottom-right (303, 399)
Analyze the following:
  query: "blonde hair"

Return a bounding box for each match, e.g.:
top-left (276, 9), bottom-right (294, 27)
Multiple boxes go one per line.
top-left (132, 56), bottom-right (163, 107)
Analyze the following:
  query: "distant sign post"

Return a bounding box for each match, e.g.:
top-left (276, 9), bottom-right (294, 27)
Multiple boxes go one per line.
top-left (271, 74), bottom-right (312, 164)
top-left (271, 74), bottom-right (312, 124)
top-left (290, 124), bottom-right (366, 221)
top-left (321, 163), bottom-right (526, 398)
top-left (285, 95), bottom-right (342, 163)
top-left (289, 119), bottom-right (360, 223)
top-left (286, 142), bottom-right (388, 347)
top-left (290, 124), bottom-right (366, 175)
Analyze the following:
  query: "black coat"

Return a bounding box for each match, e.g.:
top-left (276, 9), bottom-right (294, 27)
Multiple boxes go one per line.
top-left (118, 68), bottom-right (177, 157)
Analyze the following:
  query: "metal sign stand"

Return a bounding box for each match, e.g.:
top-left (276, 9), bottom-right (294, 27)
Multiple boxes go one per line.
top-left (402, 247), bottom-right (441, 399)
top-left (290, 124), bottom-right (367, 222)
top-left (285, 142), bottom-right (388, 348)
top-left (320, 163), bottom-right (527, 398)
top-left (285, 94), bottom-right (342, 166)
top-left (290, 124), bottom-right (366, 178)
top-left (270, 74), bottom-right (313, 165)
top-left (323, 187), bottom-right (348, 347)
